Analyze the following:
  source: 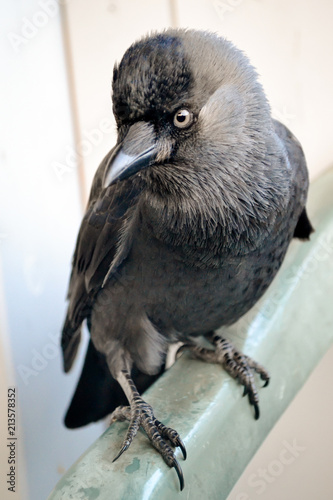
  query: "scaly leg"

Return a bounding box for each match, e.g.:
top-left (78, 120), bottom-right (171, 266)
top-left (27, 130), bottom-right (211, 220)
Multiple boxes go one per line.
top-left (111, 367), bottom-right (186, 490)
top-left (178, 333), bottom-right (269, 420)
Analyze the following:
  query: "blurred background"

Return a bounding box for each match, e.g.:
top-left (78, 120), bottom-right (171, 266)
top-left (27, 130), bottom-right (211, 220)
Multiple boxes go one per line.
top-left (1, 1), bottom-right (332, 499)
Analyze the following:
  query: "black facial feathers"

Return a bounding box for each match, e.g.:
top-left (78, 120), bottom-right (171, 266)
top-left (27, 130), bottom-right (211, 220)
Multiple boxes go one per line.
top-left (112, 34), bottom-right (192, 125)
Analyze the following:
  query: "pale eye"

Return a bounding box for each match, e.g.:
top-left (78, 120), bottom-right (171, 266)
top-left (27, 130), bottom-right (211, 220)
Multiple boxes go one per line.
top-left (173, 109), bottom-right (194, 129)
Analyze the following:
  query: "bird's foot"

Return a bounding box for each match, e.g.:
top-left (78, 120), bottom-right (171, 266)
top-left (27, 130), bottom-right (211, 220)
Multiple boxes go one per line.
top-left (110, 398), bottom-right (186, 490)
top-left (178, 334), bottom-right (269, 420)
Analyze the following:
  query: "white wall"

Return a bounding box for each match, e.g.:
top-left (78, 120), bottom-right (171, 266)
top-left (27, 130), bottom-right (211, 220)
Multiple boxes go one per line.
top-left (227, 345), bottom-right (333, 500)
top-left (1, 1), bottom-right (332, 499)
top-left (175, 0), bottom-right (333, 181)
top-left (62, 0), bottom-right (175, 199)
top-left (0, 2), bottom-right (105, 499)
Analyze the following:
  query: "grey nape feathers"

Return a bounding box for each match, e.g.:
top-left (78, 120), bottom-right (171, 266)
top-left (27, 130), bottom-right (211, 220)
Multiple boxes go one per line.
top-left (61, 29), bottom-right (313, 490)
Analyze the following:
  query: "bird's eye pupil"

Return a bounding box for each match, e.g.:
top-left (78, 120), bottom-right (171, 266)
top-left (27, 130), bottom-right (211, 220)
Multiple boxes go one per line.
top-left (173, 109), bottom-right (193, 129)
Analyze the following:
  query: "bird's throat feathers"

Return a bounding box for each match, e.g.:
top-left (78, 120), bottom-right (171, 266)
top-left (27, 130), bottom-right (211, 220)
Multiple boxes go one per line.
top-left (141, 155), bottom-right (288, 259)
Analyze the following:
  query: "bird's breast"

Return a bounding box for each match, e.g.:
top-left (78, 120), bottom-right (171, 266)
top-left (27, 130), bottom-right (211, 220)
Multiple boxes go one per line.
top-left (97, 218), bottom-right (289, 339)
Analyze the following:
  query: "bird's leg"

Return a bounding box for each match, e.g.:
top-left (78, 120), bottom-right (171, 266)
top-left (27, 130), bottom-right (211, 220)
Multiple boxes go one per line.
top-left (178, 334), bottom-right (269, 420)
top-left (110, 367), bottom-right (186, 490)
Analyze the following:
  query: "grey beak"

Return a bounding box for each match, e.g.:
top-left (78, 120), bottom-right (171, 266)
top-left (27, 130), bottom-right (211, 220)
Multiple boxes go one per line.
top-left (104, 144), bottom-right (157, 186)
top-left (104, 122), bottom-right (159, 187)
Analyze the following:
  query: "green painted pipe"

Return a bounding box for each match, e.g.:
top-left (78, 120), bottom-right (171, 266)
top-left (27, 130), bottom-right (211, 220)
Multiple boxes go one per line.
top-left (48, 167), bottom-right (333, 500)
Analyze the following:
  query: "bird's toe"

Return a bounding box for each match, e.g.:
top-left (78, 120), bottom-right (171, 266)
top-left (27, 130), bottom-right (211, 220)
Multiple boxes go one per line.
top-left (111, 397), bottom-right (186, 490)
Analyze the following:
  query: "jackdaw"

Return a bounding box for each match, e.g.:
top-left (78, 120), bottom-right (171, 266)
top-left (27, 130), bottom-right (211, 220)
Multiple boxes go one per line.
top-left (61, 29), bottom-right (313, 490)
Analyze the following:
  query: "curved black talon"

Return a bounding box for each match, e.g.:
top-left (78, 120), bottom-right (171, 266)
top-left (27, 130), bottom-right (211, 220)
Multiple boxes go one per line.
top-left (253, 403), bottom-right (260, 420)
top-left (112, 444), bottom-right (129, 463)
top-left (110, 402), bottom-right (186, 491)
top-left (176, 437), bottom-right (187, 460)
top-left (173, 458), bottom-right (185, 491)
top-left (262, 378), bottom-right (269, 388)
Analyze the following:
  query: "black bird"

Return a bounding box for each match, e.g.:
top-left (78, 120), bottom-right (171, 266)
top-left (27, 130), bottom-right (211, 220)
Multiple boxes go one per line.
top-left (61, 29), bottom-right (313, 490)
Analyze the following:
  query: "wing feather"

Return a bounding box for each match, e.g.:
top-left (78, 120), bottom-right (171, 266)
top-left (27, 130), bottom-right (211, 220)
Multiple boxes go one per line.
top-left (61, 149), bottom-right (143, 371)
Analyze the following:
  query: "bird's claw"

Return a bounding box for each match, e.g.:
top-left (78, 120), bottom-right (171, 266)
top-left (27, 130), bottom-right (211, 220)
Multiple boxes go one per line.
top-left (175, 436), bottom-right (187, 460)
top-left (173, 458), bottom-right (185, 491)
top-left (112, 443), bottom-right (129, 463)
top-left (213, 336), bottom-right (270, 420)
top-left (110, 400), bottom-right (186, 490)
top-left (181, 336), bottom-right (270, 420)
top-left (262, 377), bottom-right (270, 388)
top-left (154, 418), bottom-right (187, 460)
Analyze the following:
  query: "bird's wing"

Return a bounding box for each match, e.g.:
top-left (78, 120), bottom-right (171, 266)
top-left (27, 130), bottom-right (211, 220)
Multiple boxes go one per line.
top-left (272, 119), bottom-right (313, 239)
top-left (61, 149), bottom-right (143, 372)
top-left (293, 207), bottom-right (314, 240)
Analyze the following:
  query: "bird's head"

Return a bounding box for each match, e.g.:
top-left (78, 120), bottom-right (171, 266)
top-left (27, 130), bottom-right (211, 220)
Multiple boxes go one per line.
top-left (103, 30), bottom-right (287, 246)
top-left (104, 29), bottom-right (272, 187)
